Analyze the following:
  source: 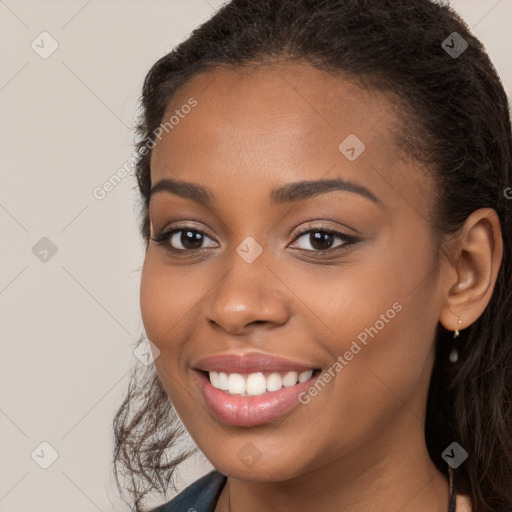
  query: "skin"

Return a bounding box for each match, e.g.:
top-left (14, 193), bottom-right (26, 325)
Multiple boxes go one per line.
top-left (140, 62), bottom-right (502, 512)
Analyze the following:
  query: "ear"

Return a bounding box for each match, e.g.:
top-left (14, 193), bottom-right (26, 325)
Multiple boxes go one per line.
top-left (439, 208), bottom-right (503, 333)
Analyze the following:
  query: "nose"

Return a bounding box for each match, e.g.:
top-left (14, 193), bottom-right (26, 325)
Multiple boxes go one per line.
top-left (203, 249), bottom-right (290, 336)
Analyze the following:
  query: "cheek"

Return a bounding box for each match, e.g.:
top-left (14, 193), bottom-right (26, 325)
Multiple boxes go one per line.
top-left (139, 257), bottom-right (161, 343)
top-left (139, 252), bottom-right (212, 357)
top-left (139, 254), bottom-right (182, 352)
top-left (139, 257), bottom-right (191, 404)
top-left (297, 236), bottom-right (439, 394)
top-left (316, 309), bottom-right (437, 461)
top-left (323, 259), bottom-right (439, 436)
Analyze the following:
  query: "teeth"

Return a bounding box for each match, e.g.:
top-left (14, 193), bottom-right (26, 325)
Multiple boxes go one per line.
top-left (217, 372), bottom-right (229, 390)
top-left (246, 372), bottom-right (267, 395)
top-left (298, 370), bottom-right (313, 383)
top-left (208, 369), bottom-right (314, 395)
top-left (282, 371), bottom-right (298, 387)
top-left (227, 373), bottom-right (246, 395)
top-left (266, 372), bottom-right (283, 392)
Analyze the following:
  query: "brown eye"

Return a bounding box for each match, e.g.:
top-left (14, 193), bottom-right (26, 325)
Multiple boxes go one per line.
top-left (289, 228), bottom-right (358, 253)
top-left (172, 229), bottom-right (207, 250)
top-left (151, 226), bottom-right (218, 252)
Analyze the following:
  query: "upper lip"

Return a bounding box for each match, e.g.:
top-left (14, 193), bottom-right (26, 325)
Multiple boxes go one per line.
top-left (193, 351), bottom-right (319, 374)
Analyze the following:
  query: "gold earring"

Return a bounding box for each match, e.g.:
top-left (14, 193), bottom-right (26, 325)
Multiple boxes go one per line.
top-left (453, 314), bottom-right (462, 338)
top-left (449, 314), bottom-right (462, 363)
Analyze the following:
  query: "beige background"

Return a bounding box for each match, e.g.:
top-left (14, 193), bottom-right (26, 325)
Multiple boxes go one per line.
top-left (0, 1), bottom-right (511, 511)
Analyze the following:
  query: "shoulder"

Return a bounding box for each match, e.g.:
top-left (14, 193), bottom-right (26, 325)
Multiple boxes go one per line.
top-left (149, 469), bottom-right (227, 512)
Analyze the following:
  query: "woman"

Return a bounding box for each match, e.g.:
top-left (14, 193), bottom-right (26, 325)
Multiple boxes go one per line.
top-left (113, 1), bottom-right (512, 511)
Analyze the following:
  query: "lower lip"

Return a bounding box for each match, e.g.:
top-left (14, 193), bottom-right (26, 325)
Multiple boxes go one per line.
top-left (196, 370), bottom-right (319, 427)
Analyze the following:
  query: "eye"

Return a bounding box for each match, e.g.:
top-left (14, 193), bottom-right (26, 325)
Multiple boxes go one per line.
top-left (151, 226), bottom-right (218, 252)
top-left (151, 224), bottom-right (359, 255)
top-left (289, 227), bottom-right (358, 252)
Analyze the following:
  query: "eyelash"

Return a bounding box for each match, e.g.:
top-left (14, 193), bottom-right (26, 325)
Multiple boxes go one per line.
top-left (150, 224), bottom-right (359, 257)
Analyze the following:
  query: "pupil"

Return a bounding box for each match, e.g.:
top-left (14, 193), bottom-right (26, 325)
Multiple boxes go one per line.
top-left (182, 230), bottom-right (203, 249)
top-left (311, 231), bottom-right (332, 250)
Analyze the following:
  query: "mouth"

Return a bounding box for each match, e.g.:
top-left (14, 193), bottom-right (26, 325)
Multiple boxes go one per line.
top-left (194, 367), bottom-right (322, 427)
top-left (191, 351), bottom-right (324, 426)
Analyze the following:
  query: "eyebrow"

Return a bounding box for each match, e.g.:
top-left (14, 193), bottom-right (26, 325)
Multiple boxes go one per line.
top-left (149, 177), bottom-right (380, 206)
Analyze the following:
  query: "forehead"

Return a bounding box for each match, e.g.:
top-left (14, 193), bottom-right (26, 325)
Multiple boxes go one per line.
top-left (150, 62), bottom-right (431, 218)
top-left (155, 62), bottom-right (400, 162)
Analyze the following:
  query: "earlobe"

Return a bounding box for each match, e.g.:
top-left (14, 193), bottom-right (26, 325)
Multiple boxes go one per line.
top-left (439, 208), bottom-right (503, 332)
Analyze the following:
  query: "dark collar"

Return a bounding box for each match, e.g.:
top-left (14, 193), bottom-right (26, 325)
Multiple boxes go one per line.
top-left (151, 469), bottom-right (227, 512)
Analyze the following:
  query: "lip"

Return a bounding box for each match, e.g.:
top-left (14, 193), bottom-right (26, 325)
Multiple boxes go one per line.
top-left (193, 351), bottom-right (319, 374)
top-left (195, 369), bottom-right (320, 427)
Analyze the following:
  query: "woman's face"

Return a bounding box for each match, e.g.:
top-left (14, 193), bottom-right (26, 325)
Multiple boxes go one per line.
top-left (140, 62), bottom-right (447, 481)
